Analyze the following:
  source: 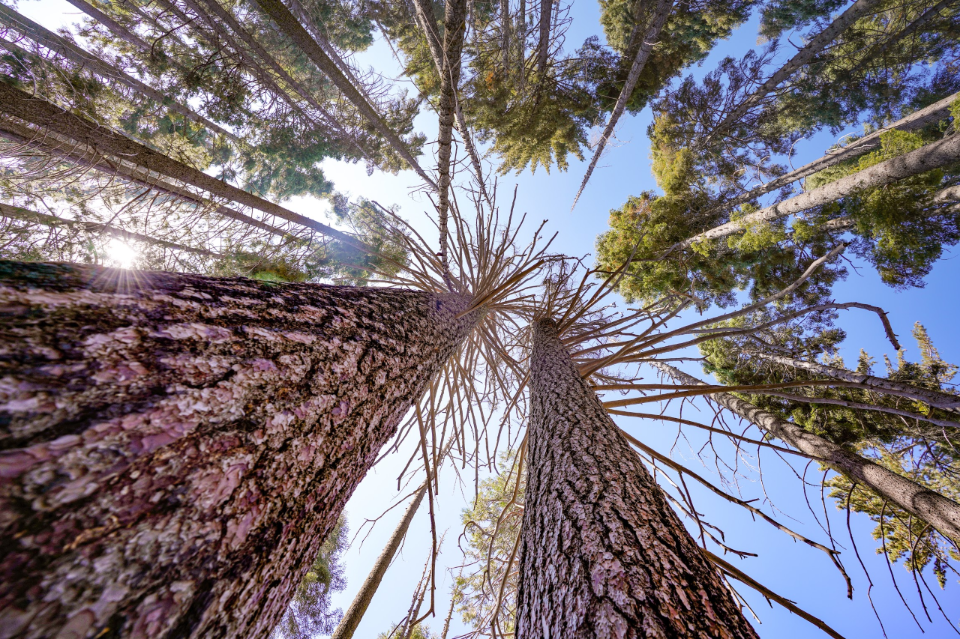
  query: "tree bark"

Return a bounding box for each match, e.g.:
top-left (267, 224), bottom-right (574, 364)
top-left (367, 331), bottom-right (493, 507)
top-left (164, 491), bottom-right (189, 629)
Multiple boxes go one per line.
top-left (707, 0), bottom-right (884, 142)
top-left (0, 261), bottom-right (477, 639)
top-left (570, 0), bottom-right (673, 211)
top-left (653, 363), bottom-right (960, 545)
top-left (0, 81), bottom-right (366, 250)
top-left (516, 318), bottom-right (759, 638)
top-left (706, 90), bottom-right (960, 218)
top-left (679, 131), bottom-right (960, 248)
top-left (751, 351), bottom-right (960, 412)
top-left (62, 0), bottom-right (153, 55)
top-left (250, 0), bottom-right (437, 189)
top-left (330, 483), bottom-right (427, 639)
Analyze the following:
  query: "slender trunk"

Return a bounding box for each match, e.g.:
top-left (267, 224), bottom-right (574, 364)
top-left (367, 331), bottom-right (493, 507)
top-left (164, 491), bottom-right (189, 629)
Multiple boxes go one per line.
top-left (331, 483), bottom-right (428, 639)
top-left (679, 131), bottom-right (960, 248)
top-left (653, 363), bottom-right (960, 545)
top-left (535, 0), bottom-right (552, 77)
top-left (410, 0), bottom-right (492, 207)
top-left (868, 0), bottom-right (956, 60)
top-left (0, 15), bottom-right (237, 145)
top-left (0, 261), bottom-right (477, 638)
top-left (500, 0), bottom-right (510, 72)
top-left (751, 351), bottom-right (960, 412)
top-left (706, 90), bottom-right (960, 218)
top-left (0, 81), bottom-right (364, 248)
top-left (516, 318), bottom-right (758, 637)
top-left (0, 202), bottom-right (219, 256)
top-left (62, 0), bottom-right (153, 54)
top-left (708, 0), bottom-right (884, 141)
top-left (183, 0), bottom-right (361, 154)
top-left (251, 0), bottom-right (437, 189)
top-left (570, 0), bottom-right (673, 211)
top-left (436, 0), bottom-right (467, 277)
top-left (0, 119), bottom-right (292, 239)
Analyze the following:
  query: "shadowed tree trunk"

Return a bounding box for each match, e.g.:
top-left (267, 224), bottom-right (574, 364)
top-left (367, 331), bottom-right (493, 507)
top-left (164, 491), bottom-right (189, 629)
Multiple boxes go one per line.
top-left (653, 362), bottom-right (960, 545)
top-left (331, 482), bottom-right (428, 639)
top-left (516, 318), bottom-right (759, 638)
top-left (0, 261), bottom-right (477, 639)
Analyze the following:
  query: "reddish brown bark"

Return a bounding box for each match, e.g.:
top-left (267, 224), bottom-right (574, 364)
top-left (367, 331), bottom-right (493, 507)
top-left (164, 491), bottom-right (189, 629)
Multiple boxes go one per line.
top-left (0, 261), bottom-right (476, 639)
top-left (516, 318), bottom-right (758, 638)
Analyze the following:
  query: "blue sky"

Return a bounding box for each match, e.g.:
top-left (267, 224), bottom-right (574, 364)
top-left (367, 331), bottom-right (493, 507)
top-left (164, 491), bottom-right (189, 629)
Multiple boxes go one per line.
top-left (21, 0), bottom-right (960, 636)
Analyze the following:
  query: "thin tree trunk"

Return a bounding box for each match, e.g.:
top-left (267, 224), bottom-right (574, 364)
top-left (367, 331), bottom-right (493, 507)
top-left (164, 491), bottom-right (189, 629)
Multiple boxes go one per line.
top-left (0, 4), bottom-right (239, 143)
top-left (500, 0), bottom-right (510, 72)
top-left (706, 90), bottom-right (960, 218)
top-left (678, 131), bottom-right (960, 248)
top-left (707, 0), bottom-right (884, 142)
top-left (0, 261), bottom-right (478, 638)
top-left (0, 81), bottom-right (365, 249)
top-left (62, 0), bottom-right (153, 54)
top-left (251, 0), bottom-right (437, 189)
top-left (331, 483), bottom-right (428, 639)
top-left (653, 363), bottom-right (960, 545)
top-left (535, 0), bottom-right (552, 77)
top-left (0, 202), bottom-right (219, 256)
top-left (751, 351), bottom-right (960, 412)
top-left (436, 0), bottom-right (467, 278)
top-left (516, 318), bottom-right (759, 637)
top-left (0, 119), bottom-right (293, 239)
top-left (866, 0), bottom-right (956, 60)
top-left (570, 0), bottom-right (673, 211)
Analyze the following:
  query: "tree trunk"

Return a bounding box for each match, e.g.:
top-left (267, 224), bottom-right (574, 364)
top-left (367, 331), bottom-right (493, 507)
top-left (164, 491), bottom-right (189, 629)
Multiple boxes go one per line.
top-left (708, 0), bottom-right (883, 141)
top-left (570, 0), bottom-right (673, 211)
top-left (436, 0), bottom-right (467, 275)
top-left (705, 89), bottom-right (960, 218)
top-left (0, 261), bottom-right (477, 639)
top-left (62, 0), bottom-right (153, 55)
top-left (751, 351), bottom-right (960, 412)
top-left (679, 131), bottom-right (960, 247)
top-left (0, 118), bottom-right (292, 240)
top-left (535, 0), bottom-right (553, 77)
top-left (0, 4), bottom-right (239, 143)
top-left (0, 81), bottom-right (365, 249)
top-left (653, 363), bottom-right (960, 545)
top-left (0, 202), bottom-right (219, 257)
top-left (516, 318), bottom-right (759, 638)
top-left (250, 0), bottom-right (437, 189)
top-left (331, 483), bottom-right (427, 639)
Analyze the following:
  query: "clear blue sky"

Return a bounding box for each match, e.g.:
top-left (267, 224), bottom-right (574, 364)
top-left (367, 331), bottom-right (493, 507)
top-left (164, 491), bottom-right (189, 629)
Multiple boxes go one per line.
top-left (22, 0), bottom-right (960, 636)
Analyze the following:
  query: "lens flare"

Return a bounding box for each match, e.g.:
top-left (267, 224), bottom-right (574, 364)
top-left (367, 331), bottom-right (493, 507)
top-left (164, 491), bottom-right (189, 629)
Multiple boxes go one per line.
top-left (106, 238), bottom-right (137, 269)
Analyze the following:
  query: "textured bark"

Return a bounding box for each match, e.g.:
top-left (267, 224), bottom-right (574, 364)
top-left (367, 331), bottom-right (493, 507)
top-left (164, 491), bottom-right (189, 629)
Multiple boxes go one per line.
top-left (0, 203), bottom-right (219, 257)
top-left (708, 0), bottom-right (884, 141)
top-left (706, 89), bottom-right (960, 218)
top-left (0, 81), bottom-right (364, 249)
top-left (680, 131), bottom-right (960, 247)
top-left (752, 351), bottom-right (960, 413)
top-left (653, 363), bottom-right (960, 545)
top-left (250, 0), bottom-right (437, 189)
top-left (570, 0), bottom-right (673, 211)
top-left (516, 318), bottom-right (759, 638)
top-left (0, 4), bottom-right (238, 142)
top-left (436, 0), bottom-right (467, 274)
top-left (0, 261), bottom-right (477, 639)
top-left (331, 482), bottom-right (427, 639)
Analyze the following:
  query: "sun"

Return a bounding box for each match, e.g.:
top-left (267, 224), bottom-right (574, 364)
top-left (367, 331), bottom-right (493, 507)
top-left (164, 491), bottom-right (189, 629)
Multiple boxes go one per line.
top-left (106, 238), bottom-right (138, 269)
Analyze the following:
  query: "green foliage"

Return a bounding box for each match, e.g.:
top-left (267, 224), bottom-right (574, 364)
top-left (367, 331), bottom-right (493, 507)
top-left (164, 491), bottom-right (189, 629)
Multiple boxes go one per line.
top-left (272, 516), bottom-right (349, 639)
top-left (758, 0), bottom-right (846, 40)
top-left (376, 623), bottom-right (436, 639)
